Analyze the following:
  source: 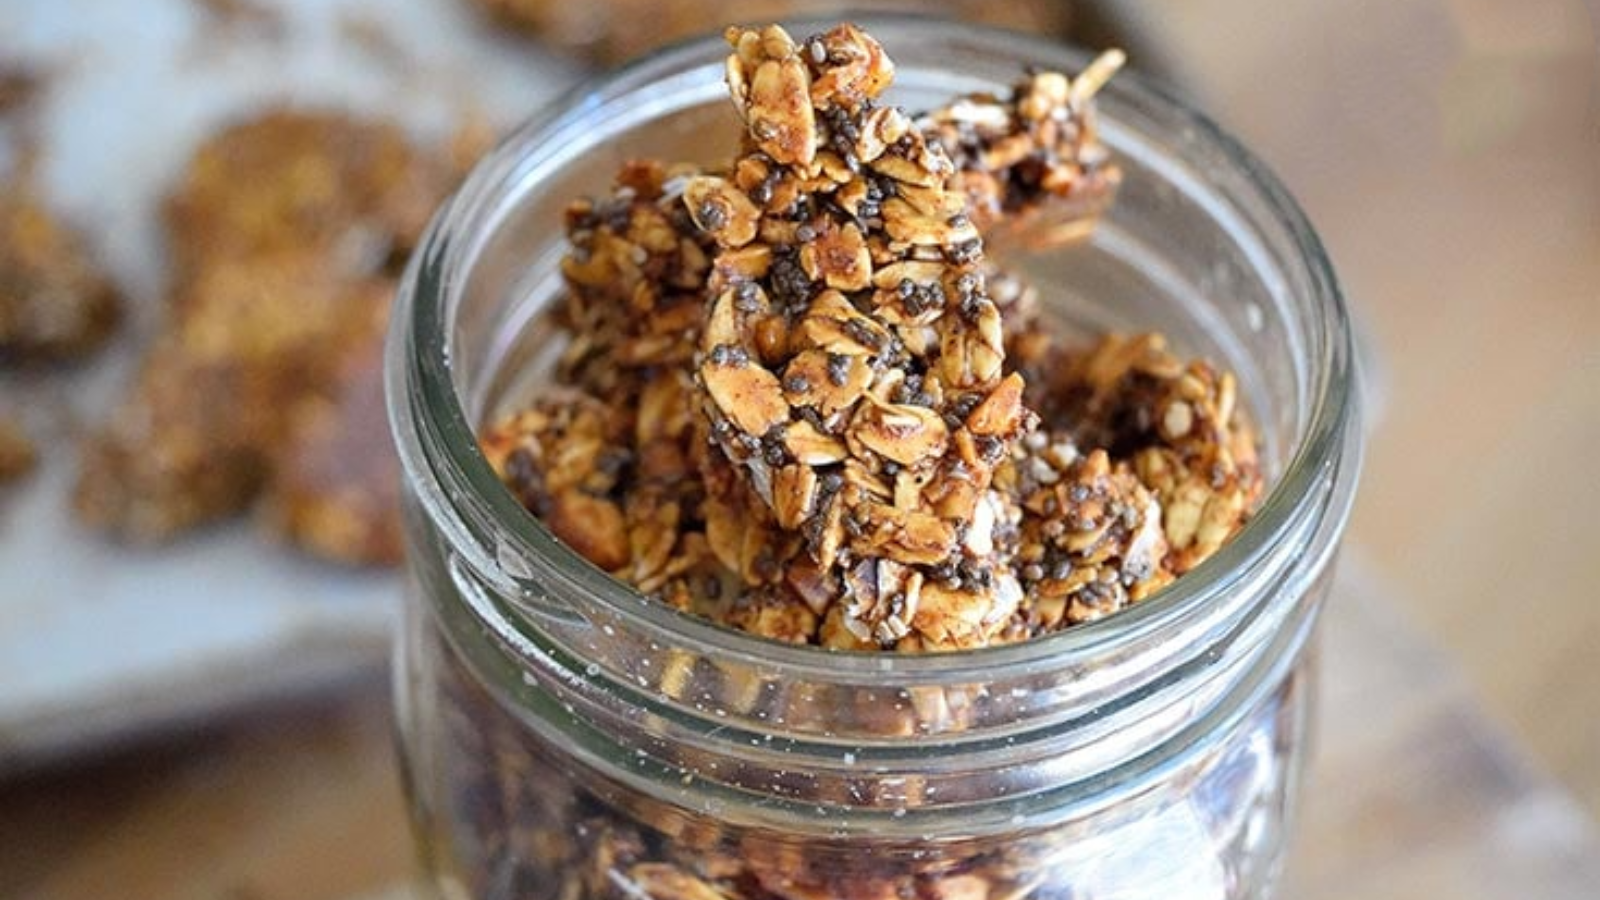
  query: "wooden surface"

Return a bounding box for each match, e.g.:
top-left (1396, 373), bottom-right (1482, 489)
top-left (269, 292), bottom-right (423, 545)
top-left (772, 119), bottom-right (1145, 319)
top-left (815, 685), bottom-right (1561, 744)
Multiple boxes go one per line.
top-left (1140, 0), bottom-right (1600, 816)
top-left (4, 0), bottom-right (1599, 897)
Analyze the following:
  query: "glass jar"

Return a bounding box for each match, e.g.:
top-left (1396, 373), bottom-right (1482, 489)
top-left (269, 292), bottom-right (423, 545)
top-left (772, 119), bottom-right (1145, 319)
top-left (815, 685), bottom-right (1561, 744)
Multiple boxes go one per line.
top-left (387, 19), bottom-right (1362, 900)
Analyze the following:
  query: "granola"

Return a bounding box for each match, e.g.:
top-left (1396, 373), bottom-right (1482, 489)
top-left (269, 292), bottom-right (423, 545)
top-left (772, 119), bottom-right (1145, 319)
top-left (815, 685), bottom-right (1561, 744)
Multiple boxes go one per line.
top-left (464, 0), bottom-right (1071, 64)
top-left (456, 20), bottom-right (1275, 900)
top-left (74, 251), bottom-right (385, 540)
top-left (75, 110), bottom-right (461, 561)
top-left (479, 24), bottom-right (1261, 649)
top-left (260, 278), bottom-right (404, 565)
top-left (921, 51), bottom-right (1125, 242)
top-left (0, 186), bottom-right (121, 363)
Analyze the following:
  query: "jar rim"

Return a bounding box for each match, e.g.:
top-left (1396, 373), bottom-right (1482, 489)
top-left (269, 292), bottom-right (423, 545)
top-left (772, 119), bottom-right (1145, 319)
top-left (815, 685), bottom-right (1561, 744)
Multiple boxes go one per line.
top-left (388, 16), bottom-right (1361, 687)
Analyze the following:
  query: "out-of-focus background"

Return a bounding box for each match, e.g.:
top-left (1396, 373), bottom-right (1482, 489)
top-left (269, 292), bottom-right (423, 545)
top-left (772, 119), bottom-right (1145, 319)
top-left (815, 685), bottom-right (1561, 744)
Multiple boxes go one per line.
top-left (0, 0), bottom-right (1595, 898)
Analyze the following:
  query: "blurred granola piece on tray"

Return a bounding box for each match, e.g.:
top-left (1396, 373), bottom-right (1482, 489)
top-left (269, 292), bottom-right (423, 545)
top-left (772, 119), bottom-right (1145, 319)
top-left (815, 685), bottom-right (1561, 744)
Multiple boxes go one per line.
top-left (0, 186), bottom-right (122, 364)
top-left (74, 251), bottom-right (385, 541)
top-left (463, 0), bottom-right (1070, 64)
top-left (162, 109), bottom-right (448, 284)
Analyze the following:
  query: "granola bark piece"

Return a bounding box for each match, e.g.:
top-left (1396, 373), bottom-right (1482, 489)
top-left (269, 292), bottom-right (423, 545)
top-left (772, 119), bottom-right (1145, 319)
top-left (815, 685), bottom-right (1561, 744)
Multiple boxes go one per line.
top-left (260, 280), bottom-right (402, 565)
top-left (0, 415), bottom-right (35, 484)
top-left (921, 50), bottom-right (1125, 244)
top-left (691, 24), bottom-right (1036, 649)
top-left (1001, 437), bottom-right (1172, 634)
top-left (163, 109), bottom-right (448, 283)
top-left (0, 187), bottom-right (121, 363)
top-left (557, 159), bottom-right (715, 402)
top-left (464, 0), bottom-right (1072, 64)
top-left (76, 110), bottom-right (461, 557)
top-left (1039, 332), bottom-right (1264, 575)
top-left (480, 390), bottom-right (636, 572)
top-left (74, 252), bottom-right (383, 541)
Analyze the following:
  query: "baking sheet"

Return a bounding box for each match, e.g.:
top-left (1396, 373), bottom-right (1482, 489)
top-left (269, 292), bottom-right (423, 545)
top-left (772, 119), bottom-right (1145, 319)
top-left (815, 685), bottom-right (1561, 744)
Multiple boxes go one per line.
top-left (0, 0), bottom-right (578, 767)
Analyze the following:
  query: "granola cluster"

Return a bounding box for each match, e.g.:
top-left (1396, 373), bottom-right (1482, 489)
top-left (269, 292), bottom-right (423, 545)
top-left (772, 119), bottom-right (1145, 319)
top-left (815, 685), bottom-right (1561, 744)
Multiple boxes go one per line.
top-left (0, 188), bottom-right (122, 363)
top-left (480, 24), bottom-right (1262, 648)
top-left (73, 110), bottom-right (464, 564)
top-left (0, 67), bottom-right (122, 366)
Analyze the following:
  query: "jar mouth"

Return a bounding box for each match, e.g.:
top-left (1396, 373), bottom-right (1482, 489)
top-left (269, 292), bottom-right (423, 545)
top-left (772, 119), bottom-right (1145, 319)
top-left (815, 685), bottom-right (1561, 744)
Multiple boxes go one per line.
top-left (388, 17), bottom-right (1360, 686)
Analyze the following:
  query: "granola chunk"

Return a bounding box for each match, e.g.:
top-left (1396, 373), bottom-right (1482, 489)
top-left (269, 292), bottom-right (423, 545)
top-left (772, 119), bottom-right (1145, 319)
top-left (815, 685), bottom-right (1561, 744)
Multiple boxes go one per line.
top-left (0, 188), bottom-right (121, 363)
top-left (75, 252), bottom-right (385, 540)
top-left (1037, 332), bottom-right (1263, 574)
top-left (76, 110), bottom-right (460, 562)
top-left (260, 281), bottom-right (403, 565)
top-left (691, 24), bottom-right (1036, 648)
top-left (921, 50), bottom-right (1125, 240)
top-left (557, 159), bottom-right (716, 401)
top-left (1002, 439), bottom-right (1172, 634)
top-left (163, 109), bottom-right (447, 281)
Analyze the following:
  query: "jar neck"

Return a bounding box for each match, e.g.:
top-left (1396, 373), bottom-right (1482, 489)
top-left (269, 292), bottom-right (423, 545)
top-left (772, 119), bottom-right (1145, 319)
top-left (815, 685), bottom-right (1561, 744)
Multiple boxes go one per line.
top-left (387, 17), bottom-right (1362, 835)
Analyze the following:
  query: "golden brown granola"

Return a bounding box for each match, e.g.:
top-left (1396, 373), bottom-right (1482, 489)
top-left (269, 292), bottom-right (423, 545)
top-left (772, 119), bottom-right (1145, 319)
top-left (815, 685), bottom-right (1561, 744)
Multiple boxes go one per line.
top-left (921, 50), bottom-right (1124, 242)
top-left (480, 23), bottom-right (1262, 652)
top-left (0, 415), bottom-right (35, 484)
top-left (77, 109), bottom-right (461, 559)
top-left (162, 109), bottom-right (447, 283)
top-left (686, 23), bottom-right (1039, 650)
top-left (75, 251), bottom-right (385, 540)
top-left (1041, 332), bottom-right (1263, 574)
top-left (0, 187), bottom-right (121, 363)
